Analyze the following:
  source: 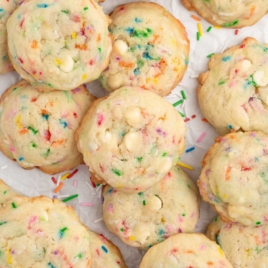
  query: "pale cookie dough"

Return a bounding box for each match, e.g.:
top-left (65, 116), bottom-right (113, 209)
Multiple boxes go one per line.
top-left (139, 233), bottom-right (233, 268)
top-left (198, 37), bottom-right (268, 135)
top-left (7, 0), bottom-right (112, 90)
top-left (76, 86), bottom-right (186, 193)
top-left (199, 131), bottom-right (268, 227)
top-left (182, 0), bottom-right (268, 28)
top-left (0, 195), bottom-right (92, 267)
top-left (103, 167), bottom-right (200, 249)
top-left (0, 180), bottom-right (16, 208)
top-left (207, 216), bottom-right (268, 268)
top-left (0, 80), bottom-right (95, 174)
top-left (100, 2), bottom-right (189, 97)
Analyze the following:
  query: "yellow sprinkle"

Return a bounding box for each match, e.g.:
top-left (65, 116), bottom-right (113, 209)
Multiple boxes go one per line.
top-left (61, 173), bottom-right (70, 181)
top-left (33, 74), bottom-right (38, 79)
top-left (15, 115), bottom-right (22, 129)
top-left (177, 161), bottom-right (194, 170)
top-left (72, 31), bottom-right (77, 39)
top-left (198, 22), bottom-right (203, 36)
top-left (55, 59), bottom-right (61, 65)
top-left (6, 249), bottom-right (12, 264)
top-left (218, 247), bottom-right (224, 256)
top-left (129, 236), bottom-right (136, 241)
top-left (117, 185), bottom-right (123, 189)
top-left (82, 74), bottom-right (87, 80)
top-left (223, 194), bottom-right (227, 199)
top-left (214, 25), bottom-right (222, 29)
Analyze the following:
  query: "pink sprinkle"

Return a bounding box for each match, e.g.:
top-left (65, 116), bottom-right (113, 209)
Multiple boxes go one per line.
top-left (10, 147), bottom-right (15, 152)
top-left (197, 132), bottom-right (206, 143)
top-left (73, 180), bottom-right (77, 188)
top-left (80, 202), bottom-right (94, 207)
top-left (200, 244), bottom-right (206, 250)
top-left (97, 113), bottom-right (104, 126)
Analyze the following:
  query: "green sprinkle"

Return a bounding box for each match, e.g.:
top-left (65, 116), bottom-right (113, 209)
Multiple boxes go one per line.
top-left (137, 59), bottom-right (144, 68)
top-left (181, 90), bottom-right (186, 100)
top-left (48, 262), bottom-right (56, 268)
top-left (120, 228), bottom-right (124, 232)
top-left (256, 221), bottom-right (261, 225)
top-left (182, 213), bottom-right (186, 217)
top-left (28, 126), bottom-right (39, 135)
top-left (61, 10), bottom-right (69, 14)
top-left (143, 200), bottom-right (146, 206)
top-left (98, 47), bottom-right (101, 52)
top-left (0, 222), bottom-right (7, 226)
top-left (179, 111), bottom-right (185, 117)
top-left (112, 169), bottom-right (122, 176)
top-left (214, 215), bottom-right (219, 222)
top-left (223, 20), bottom-right (239, 27)
top-left (11, 202), bottom-right (17, 209)
top-left (162, 152), bottom-right (167, 157)
top-left (218, 80), bottom-right (226, 85)
top-left (136, 157), bottom-right (143, 162)
top-left (3, 191), bottom-right (7, 195)
top-left (43, 149), bottom-right (50, 158)
top-left (32, 143), bottom-right (37, 148)
top-left (138, 192), bottom-right (143, 196)
top-left (173, 99), bottom-right (183, 107)
top-left (83, 7), bottom-right (88, 10)
top-left (59, 227), bottom-right (68, 238)
top-left (47, 83), bottom-right (53, 88)
top-left (13, 87), bottom-right (18, 91)
top-left (215, 234), bottom-right (220, 245)
top-left (206, 26), bottom-right (212, 32)
top-left (197, 32), bottom-right (200, 41)
top-left (76, 253), bottom-right (83, 259)
top-left (207, 53), bottom-right (215, 58)
top-left (62, 194), bottom-right (79, 203)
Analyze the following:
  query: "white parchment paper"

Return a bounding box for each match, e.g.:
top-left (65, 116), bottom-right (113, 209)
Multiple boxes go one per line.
top-left (1, 0), bottom-right (268, 267)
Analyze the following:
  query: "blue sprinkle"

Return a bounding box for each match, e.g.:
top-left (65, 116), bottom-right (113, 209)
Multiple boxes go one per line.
top-left (107, 188), bottom-right (113, 194)
top-left (158, 230), bottom-right (165, 235)
top-left (18, 157), bottom-right (24, 161)
top-left (47, 263), bottom-right (56, 268)
top-left (135, 18), bottom-right (142, 23)
top-left (59, 119), bottom-right (67, 128)
top-left (42, 114), bottom-right (49, 120)
top-left (222, 56), bottom-right (231, 62)
top-left (37, 3), bottom-right (49, 8)
top-left (185, 58), bottom-right (189, 65)
top-left (142, 52), bottom-right (153, 60)
top-left (186, 147), bottom-right (195, 153)
top-left (264, 47), bottom-right (268, 52)
top-left (228, 125), bottom-right (233, 129)
top-left (0, 8), bottom-right (4, 12)
top-left (125, 27), bottom-right (134, 35)
top-left (134, 68), bottom-right (140, 76)
top-left (101, 245), bottom-right (108, 253)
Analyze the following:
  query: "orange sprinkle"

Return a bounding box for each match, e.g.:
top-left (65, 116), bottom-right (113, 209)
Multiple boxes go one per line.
top-left (97, 34), bottom-right (101, 42)
top-left (202, 118), bottom-right (208, 122)
top-left (41, 109), bottom-right (49, 115)
top-left (186, 250), bottom-right (194, 254)
top-left (149, 34), bottom-right (159, 45)
top-left (31, 40), bottom-right (38, 49)
top-left (154, 73), bottom-right (161, 78)
top-left (75, 44), bottom-right (87, 50)
top-left (49, 101), bottom-right (54, 107)
top-left (225, 166), bottom-right (231, 181)
top-left (119, 61), bottom-right (134, 68)
top-left (19, 129), bottom-right (29, 135)
top-left (249, 6), bottom-right (256, 16)
top-left (54, 182), bottom-right (63, 193)
top-left (207, 262), bottom-right (214, 266)
top-left (191, 15), bottom-right (201, 21)
top-left (52, 139), bottom-right (65, 146)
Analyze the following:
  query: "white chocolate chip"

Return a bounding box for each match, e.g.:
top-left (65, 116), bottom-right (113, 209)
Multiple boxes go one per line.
top-left (124, 132), bottom-right (142, 152)
top-left (146, 195), bottom-right (162, 211)
top-left (155, 157), bottom-right (173, 174)
top-left (58, 51), bottom-right (74, 73)
top-left (253, 70), bottom-right (268, 87)
top-left (107, 73), bottom-right (123, 90)
top-left (125, 107), bottom-right (143, 128)
top-left (132, 224), bottom-right (151, 245)
top-left (240, 59), bottom-right (252, 72)
top-left (113, 40), bottom-right (128, 55)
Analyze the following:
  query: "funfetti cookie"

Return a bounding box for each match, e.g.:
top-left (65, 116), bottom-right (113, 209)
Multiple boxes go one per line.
top-left (7, 0), bottom-right (112, 91)
top-left (103, 167), bottom-right (200, 249)
top-left (0, 179), bottom-right (16, 208)
top-left (100, 2), bottom-right (190, 97)
top-left (207, 216), bottom-right (268, 268)
top-left (199, 131), bottom-right (268, 227)
top-left (76, 86), bottom-right (186, 193)
top-left (0, 80), bottom-right (95, 174)
top-left (198, 38), bottom-right (268, 135)
top-left (139, 233), bottom-right (233, 268)
top-left (182, 0), bottom-right (268, 28)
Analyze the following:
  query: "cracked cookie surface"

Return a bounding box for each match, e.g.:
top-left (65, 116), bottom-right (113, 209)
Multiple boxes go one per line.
top-left (102, 167), bottom-right (200, 249)
top-left (0, 80), bottom-right (95, 174)
top-left (198, 38), bottom-right (268, 135)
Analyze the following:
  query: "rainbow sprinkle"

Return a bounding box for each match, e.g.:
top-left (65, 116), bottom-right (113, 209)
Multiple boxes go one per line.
top-left (186, 147), bottom-right (195, 153)
top-left (62, 194), bottom-right (78, 203)
top-left (178, 161), bottom-right (194, 170)
top-left (197, 132), bottom-right (206, 143)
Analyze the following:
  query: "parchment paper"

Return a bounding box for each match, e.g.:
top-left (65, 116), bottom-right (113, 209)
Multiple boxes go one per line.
top-left (1, 0), bottom-right (268, 267)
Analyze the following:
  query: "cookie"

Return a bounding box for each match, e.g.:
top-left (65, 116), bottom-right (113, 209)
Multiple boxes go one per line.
top-left (182, 0), bottom-right (268, 28)
top-left (0, 195), bottom-right (92, 267)
top-left (207, 215), bottom-right (268, 268)
top-left (103, 167), bottom-right (200, 249)
top-left (199, 131), bottom-right (268, 226)
top-left (0, 80), bottom-right (95, 174)
top-left (139, 233), bottom-right (233, 268)
top-left (0, 0), bottom-right (20, 74)
top-left (7, 0), bottom-right (112, 91)
top-left (88, 231), bottom-right (126, 268)
top-left (76, 86), bottom-right (186, 192)
top-left (0, 179), bottom-right (16, 208)
top-left (99, 2), bottom-right (189, 97)
top-left (198, 38), bottom-right (268, 135)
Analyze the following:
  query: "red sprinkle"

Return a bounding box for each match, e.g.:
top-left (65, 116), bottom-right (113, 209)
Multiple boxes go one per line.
top-left (45, 130), bottom-right (51, 142)
top-left (67, 169), bottom-right (78, 179)
top-left (241, 167), bottom-right (251, 171)
top-left (73, 112), bottom-right (77, 118)
top-left (239, 44), bottom-right (245, 49)
top-left (51, 177), bottom-right (57, 184)
top-left (202, 118), bottom-right (209, 122)
top-left (235, 29), bottom-right (239, 35)
top-left (31, 97), bottom-right (37, 102)
top-left (19, 18), bottom-right (25, 28)
top-left (184, 118), bottom-right (190, 122)
top-left (90, 176), bottom-right (96, 188)
top-left (18, 57), bottom-right (24, 64)
top-left (191, 115), bottom-right (196, 119)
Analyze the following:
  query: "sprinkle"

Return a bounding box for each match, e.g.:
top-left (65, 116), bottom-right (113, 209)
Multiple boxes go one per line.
top-left (181, 90), bottom-right (186, 100)
top-left (62, 194), bottom-right (78, 203)
top-left (7, 249), bottom-right (12, 264)
top-left (191, 15), bottom-right (201, 21)
top-left (61, 10), bottom-right (69, 14)
top-left (94, 218), bottom-right (103, 223)
top-left (61, 173), bottom-right (70, 181)
top-left (184, 118), bottom-right (190, 123)
top-left (202, 118), bottom-right (208, 122)
top-left (197, 23), bottom-right (203, 36)
top-left (223, 20), bottom-right (239, 27)
top-left (57, 194), bottom-right (69, 199)
top-left (73, 180), bottom-right (77, 188)
top-left (0, 222), bottom-right (6, 226)
top-left (228, 125), bottom-right (233, 130)
top-left (1, 165), bottom-right (7, 170)
top-left (82, 74), bottom-right (87, 80)
top-left (85, 181), bottom-right (94, 190)
top-left (143, 200), bottom-right (146, 206)
top-left (67, 169), bottom-right (78, 179)
top-left (51, 177), bottom-right (57, 184)
top-left (256, 221), bottom-right (261, 225)
top-left (112, 169), bottom-right (122, 176)
top-left (59, 227), bottom-right (68, 238)
top-left (197, 132), bottom-right (206, 143)
top-left (129, 236), bottom-right (136, 241)
top-left (48, 263), bottom-right (56, 268)
top-left (11, 202), bottom-right (17, 208)
top-left (178, 161), bottom-right (194, 170)
top-left (36, 3), bottom-right (49, 8)
top-left (28, 126), bottom-right (38, 134)
top-left (235, 29), bottom-right (239, 35)
top-left (191, 115), bottom-right (196, 119)
top-left (173, 99), bottom-right (183, 107)
top-left (207, 26), bottom-right (212, 32)
top-left (80, 202), bottom-right (94, 207)
top-left (196, 32), bottom-right (200, 41)
top-left (83, 6), bottom-right (88, 10)
top-left (179, 112), bottom-right (185, 117)
top-left (214, 25), bottom-right (222, 29)
top-left (71, 31), bottom-right (77, 39)
top-left (207, 53), bottom-right (215, 58)
top-left (54, 182), bottom-right (63, 193)
top-left (186, 147), bottom-right (195, 153)
top-left (56, 175), bottom-right (61, 186)
top-left (101, 245), bottom-right (108, 253)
